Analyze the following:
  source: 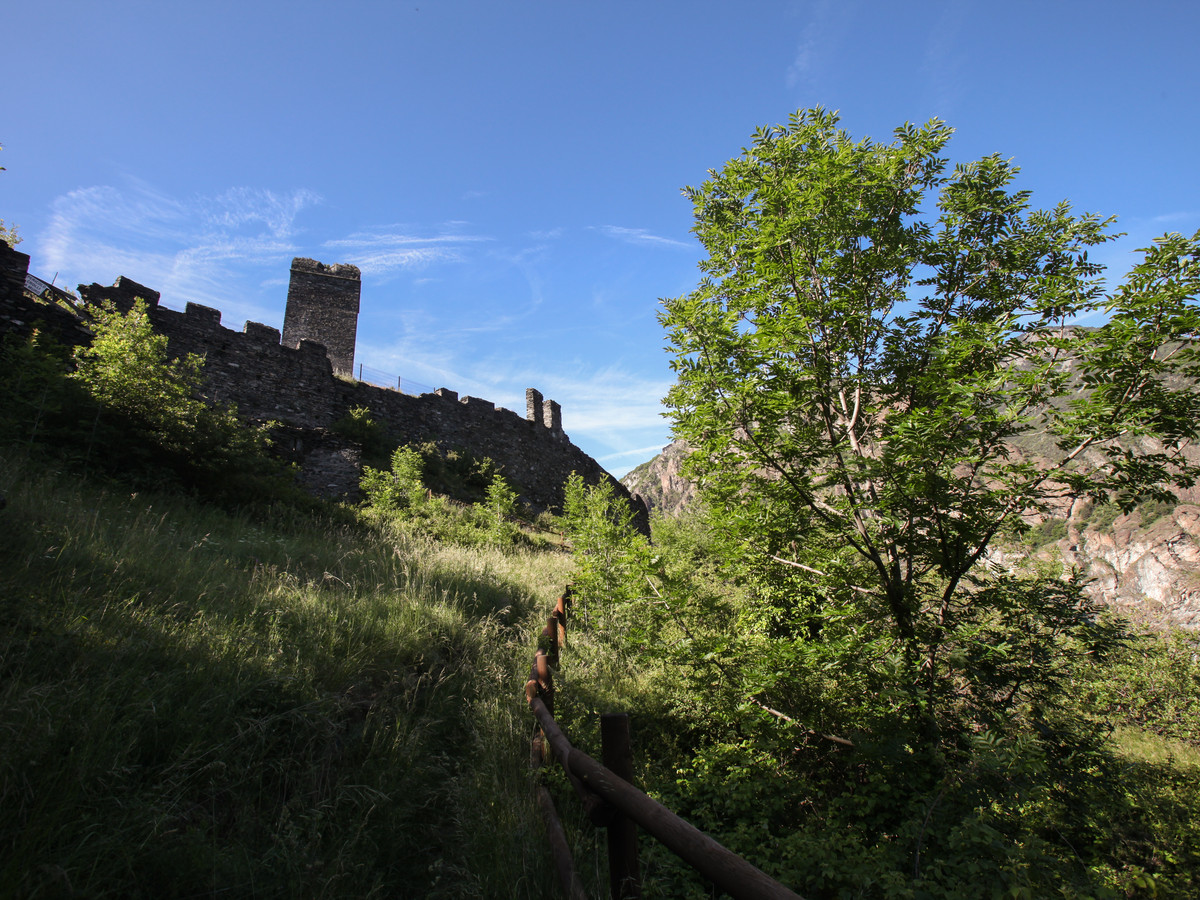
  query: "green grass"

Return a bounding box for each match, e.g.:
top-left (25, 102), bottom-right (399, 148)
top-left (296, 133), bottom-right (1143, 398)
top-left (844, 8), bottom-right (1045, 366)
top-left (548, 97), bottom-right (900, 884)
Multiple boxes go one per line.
top-left (1112, 726), bottom-right (1200, 770)
top-left (0, 451), bottom-right (575, 898)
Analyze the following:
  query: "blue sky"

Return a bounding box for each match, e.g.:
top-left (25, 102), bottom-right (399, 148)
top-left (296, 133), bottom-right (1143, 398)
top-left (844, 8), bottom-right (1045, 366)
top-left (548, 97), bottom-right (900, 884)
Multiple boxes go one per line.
top-left (4, 1), bottom-right (1198, 477)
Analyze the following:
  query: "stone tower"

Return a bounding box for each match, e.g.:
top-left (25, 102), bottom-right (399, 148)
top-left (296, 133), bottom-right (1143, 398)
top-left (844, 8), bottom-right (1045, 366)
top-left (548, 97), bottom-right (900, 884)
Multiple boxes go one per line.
top-left (282, 258), bottom-right (361, 377)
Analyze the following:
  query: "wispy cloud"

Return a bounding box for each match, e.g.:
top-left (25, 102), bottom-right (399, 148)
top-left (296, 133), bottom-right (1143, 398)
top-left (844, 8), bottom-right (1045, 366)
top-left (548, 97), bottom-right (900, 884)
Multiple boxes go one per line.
top-left (550, 367), bottom-right (673, 476)
top-left (599, 445), bottom-right (671, 465)
top-left (323, 231), bottom-right (492, 249)
top-left (1145, 211), bottom-right (1198, 226)
top-left (352, 328), bottom-right (675, 476)
top-left (341, 246), bottom-right (463, 276)
top-left (322, 227), bottom-right (493, 276)
top-left (478, 361), bottom-right (674, 476)
top-left (786, 0), bottom-right (840, 92)
top-left (516, 364), bottom-right (672, 439)
top-left (35, 180), bottom-right (321, 322)
top-left (595, 225), bottom-right (691, 249)
top-left (202, 187), bottom-right (321, 238)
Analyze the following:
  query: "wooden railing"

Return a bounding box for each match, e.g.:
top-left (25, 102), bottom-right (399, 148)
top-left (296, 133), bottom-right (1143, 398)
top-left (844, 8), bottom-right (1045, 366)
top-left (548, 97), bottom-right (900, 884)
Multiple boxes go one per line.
top-left (525, 588), bottom-right (805, 900)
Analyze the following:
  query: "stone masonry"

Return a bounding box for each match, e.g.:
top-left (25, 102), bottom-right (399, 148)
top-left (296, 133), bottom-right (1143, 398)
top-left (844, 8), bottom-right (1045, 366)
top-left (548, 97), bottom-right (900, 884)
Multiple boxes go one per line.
top-left (0, 241), bottom-right (648, 526)
top-left (282, 258), bottom-right (361, 378)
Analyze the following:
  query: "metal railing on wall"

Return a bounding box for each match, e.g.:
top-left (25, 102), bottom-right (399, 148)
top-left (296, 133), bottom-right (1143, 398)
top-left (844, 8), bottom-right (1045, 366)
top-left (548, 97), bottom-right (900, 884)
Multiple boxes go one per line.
top-left (525, 588), bottom-right (805, 900)
top-left (25, 272), bottom-right (79, 308)
top-left (354, 363), bottom-right (434, 398)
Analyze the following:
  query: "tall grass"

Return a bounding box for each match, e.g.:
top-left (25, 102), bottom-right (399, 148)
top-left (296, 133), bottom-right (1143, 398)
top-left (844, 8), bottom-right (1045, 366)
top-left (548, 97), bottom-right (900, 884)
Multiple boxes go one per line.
top-left (0, 451), bottom-right (574, 898)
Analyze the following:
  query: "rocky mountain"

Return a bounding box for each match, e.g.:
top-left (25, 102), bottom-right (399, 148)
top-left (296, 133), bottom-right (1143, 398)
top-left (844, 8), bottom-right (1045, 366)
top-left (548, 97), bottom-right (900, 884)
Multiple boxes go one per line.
top-left (993, 491), bottom-right (1200, 631)
top-left (623, 441), bottom-right (1200, 631)
top-left (620, 439), bottom-right (698, 517)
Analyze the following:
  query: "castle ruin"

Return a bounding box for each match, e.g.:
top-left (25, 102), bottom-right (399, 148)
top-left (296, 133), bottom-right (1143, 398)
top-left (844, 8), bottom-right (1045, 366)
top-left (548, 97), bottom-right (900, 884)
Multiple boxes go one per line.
top-left (0, 242), bottom-right (648, 528)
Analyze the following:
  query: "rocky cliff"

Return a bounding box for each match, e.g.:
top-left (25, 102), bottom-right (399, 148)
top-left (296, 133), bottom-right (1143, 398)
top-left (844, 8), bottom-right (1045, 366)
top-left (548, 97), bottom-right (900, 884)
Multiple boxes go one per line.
top-left (623, 441), bottom-right (1200, 631)
top-left (620, 439), bottom-right (697, 517)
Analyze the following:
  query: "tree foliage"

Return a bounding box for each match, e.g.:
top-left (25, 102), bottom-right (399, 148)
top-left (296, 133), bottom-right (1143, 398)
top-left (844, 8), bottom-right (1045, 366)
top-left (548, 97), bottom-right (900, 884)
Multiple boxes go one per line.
top-left (560, 472), bottom-right (654, 631)
top-left (74, 300), bottom-right (213, 449)
top-left (660, 108), bottom-right (1200, 738)
top-left (70, 299), bottom-right (280, 493)
top-left (361, 445), bottom-right (427, 511)
top-left (0, 300), bottom-right (289, 501)
top-left (360, 445), bottom-right (527, 547)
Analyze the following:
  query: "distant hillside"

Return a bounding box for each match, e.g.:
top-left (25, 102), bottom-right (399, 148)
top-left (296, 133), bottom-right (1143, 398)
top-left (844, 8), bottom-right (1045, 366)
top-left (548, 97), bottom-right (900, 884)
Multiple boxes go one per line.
top-left (624, 436), bottom-right (1200, 631)
top-left (620, 439), bottom-right (697, 517)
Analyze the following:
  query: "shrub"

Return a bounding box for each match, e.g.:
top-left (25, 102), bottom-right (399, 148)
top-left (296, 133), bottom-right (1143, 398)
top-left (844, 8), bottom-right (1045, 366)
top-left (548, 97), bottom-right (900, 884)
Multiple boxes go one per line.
top-left (1025, 516), bottom-right (1069, 549)
top-left (361, 446), bottom-right (426, 511)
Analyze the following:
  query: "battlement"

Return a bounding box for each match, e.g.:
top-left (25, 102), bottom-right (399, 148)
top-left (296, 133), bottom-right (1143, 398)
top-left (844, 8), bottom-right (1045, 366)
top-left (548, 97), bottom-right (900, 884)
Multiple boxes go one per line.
top-left (289, 257), bottom-right (362, 281)
top-left (79, 275), bottom-right (161, 312)
top-left (0, 242), bottom-right (642, 520)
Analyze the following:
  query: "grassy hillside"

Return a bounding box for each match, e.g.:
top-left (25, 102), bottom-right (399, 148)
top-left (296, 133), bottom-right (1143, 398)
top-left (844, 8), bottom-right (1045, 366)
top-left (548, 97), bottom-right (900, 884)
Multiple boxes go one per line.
top-left (0, 450), bottom-right (576, 898)
top-left (4, 311), bottom-right (1200, 899)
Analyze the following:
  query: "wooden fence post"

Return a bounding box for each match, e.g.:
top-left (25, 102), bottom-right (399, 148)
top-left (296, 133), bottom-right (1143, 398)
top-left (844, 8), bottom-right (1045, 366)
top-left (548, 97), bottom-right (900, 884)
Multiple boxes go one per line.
top-left (545, 615), bottom-right (560, 667)
top-left (535, 651), bottom-right (553, 717)
top-left (602, 713), bottom-right (641, 900)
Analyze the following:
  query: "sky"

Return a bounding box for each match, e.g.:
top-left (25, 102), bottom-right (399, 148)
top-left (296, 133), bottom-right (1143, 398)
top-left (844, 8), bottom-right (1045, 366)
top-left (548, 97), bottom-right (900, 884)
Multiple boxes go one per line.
top-left (4, 1), bottom-right (1198, 477)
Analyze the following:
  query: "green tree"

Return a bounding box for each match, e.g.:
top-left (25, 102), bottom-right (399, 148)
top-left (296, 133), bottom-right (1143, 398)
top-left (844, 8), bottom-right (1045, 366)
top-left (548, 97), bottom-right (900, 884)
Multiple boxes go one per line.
top-left (660, 108), bottom-right (1200, 738)
top-left (560, 472), bottom-right (654, 634)
top-left (71, 298), bottom-right (276, 491)
top-left (0, 219), bottom-right (18, 248)
top-left (481, 471), bottom-right (521, 545)
top-left (74, 299), bottom-right (210, 449)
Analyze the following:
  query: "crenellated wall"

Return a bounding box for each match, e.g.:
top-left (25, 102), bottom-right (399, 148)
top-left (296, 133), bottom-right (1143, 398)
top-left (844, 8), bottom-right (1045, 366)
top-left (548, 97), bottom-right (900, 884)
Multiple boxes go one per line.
top-left (1, 242), bottom-right (647, 525)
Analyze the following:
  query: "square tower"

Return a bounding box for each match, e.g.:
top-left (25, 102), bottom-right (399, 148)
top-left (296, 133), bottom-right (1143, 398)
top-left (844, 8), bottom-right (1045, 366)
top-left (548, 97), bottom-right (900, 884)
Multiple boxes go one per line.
top-left (282, 258), bottom-right (361, 377)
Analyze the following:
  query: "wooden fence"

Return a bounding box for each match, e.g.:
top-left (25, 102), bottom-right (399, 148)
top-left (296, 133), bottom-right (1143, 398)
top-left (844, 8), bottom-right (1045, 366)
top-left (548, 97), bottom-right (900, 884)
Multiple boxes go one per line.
top-left (525, 588), bottom-right (805, 900)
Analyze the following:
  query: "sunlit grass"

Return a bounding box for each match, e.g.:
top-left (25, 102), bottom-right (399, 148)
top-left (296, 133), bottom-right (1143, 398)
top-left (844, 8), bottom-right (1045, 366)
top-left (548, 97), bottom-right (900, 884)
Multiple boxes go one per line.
top-left (0, 451), bottom-right (574, 898)
top-left (1111, 725), bottom-right (1200, 770)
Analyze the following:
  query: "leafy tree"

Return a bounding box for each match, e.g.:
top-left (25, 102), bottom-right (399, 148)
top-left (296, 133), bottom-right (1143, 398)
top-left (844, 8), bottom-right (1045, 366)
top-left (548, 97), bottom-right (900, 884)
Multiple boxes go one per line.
top-left (74, 299), bottom-right (210, 447)
top-left (0, 219), bottom-right (19, 248)
top-left (660, 108), bottom-right (1200, 739)
top-left (70, 298), bottom-right (277, 492)
top-left (481, 471), bottom-right (522, 545)
top-left (560, 472), bottom-right (654, 632)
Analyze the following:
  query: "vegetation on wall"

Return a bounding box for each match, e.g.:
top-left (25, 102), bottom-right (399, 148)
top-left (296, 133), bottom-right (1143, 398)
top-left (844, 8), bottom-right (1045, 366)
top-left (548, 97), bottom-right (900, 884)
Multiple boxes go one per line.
top-left (1, 299), bottom-right (292, 503)
top-left (359, 442), bottom-right (529, 548)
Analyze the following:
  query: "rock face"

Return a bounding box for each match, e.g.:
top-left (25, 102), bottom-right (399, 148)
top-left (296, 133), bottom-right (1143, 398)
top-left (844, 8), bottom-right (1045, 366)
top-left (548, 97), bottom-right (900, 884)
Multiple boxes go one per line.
top-left (624, 440), bottom-right (1200, 631)
top-left (620, 440), bottom-right (698, 518)
top-left (1041, 499), bottom-right (1200, 631)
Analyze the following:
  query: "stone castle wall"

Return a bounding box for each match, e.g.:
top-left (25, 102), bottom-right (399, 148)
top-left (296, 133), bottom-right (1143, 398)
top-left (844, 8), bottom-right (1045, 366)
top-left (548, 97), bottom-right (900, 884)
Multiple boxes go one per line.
top-left (1, 242), bottom-right (645, 523)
